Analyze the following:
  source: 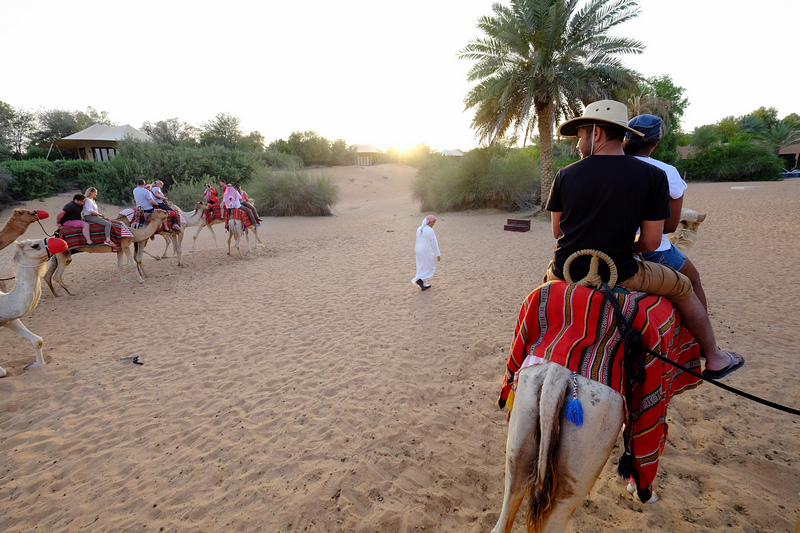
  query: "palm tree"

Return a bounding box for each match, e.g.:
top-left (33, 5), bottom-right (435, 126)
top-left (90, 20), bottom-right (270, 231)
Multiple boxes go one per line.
top-left (625, 88), bottom-right (672, 132)
top-left (460, 0), bottom-right (644, 200)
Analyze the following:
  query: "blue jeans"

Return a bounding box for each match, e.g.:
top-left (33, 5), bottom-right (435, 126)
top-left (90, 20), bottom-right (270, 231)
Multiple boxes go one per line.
top-left (641, 243), bottom-right (686, 271)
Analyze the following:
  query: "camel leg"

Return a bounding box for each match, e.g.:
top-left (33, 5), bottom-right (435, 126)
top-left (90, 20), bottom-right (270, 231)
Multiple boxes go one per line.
top-left (49, 253), bottom-right (73, 296)
top-left (253, 227), bottom-right (263, 247)
top-left (542, 372), bottom-right (624, 532)
top-left (131, 245), bottom-right (147, 282)
top-left (4, 319), bottom-right (45, 371)
top-left (174, 232), bottom-right (186, 267)
top-left (493, 367), bottom-right (547, 533)
top-left (43, 255), bottom-right (61, 297)
top-left (191, 223), bottom-right (204, 252)
top-left (161, 234), bottom-right (172, 259)
top-left (207, 223), bottom-right (219, 247)
top-left (116, 249), bottom-right (132, 283)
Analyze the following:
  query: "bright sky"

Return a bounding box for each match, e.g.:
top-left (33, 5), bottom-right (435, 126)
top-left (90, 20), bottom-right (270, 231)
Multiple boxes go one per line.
top-left (2, 0), bottom-right (797, 152)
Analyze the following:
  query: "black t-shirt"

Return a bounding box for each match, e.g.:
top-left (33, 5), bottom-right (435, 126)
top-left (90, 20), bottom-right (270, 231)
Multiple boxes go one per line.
top-left (546, 155), bottom-right (670, 282)
top-left (60, 201), bottom-right (83, 224)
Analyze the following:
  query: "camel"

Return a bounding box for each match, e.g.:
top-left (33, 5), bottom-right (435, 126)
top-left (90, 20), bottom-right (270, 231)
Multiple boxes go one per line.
top-left (125, 201), bottom-right (207, 266)
top-left (227, 216), bottom-right (263, 258)
top-left (44, 209), bottom-right (169, 295)
top-left (0, 237), bottom-right (68, 377)
top-left (668, 208), bottom-right (706, 253)
top-left (491, 364), bottom-right (625, 533)
top-left (0, 209), bottom-right (48, 251)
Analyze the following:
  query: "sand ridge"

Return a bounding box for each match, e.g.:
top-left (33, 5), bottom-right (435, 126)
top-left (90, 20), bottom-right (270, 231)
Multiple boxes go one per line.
top-left (0, 166), bottom-right (798, 532)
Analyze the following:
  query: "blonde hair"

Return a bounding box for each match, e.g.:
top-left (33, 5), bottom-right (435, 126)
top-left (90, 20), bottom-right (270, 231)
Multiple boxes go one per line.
top-left (84, 187), bottom-right (97, 196)
top-left (154, 180), bottom-right (164, 187)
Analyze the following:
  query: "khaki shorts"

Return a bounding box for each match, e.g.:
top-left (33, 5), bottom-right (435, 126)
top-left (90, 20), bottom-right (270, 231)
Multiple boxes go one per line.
top-left (543, 259), bottom-right (693, 302)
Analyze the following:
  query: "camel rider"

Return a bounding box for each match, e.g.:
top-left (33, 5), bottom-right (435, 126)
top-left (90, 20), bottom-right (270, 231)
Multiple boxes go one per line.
top-left (151, 180), bottom-right (181, 231)
top-left (133, 179), bottom-right (159, 229)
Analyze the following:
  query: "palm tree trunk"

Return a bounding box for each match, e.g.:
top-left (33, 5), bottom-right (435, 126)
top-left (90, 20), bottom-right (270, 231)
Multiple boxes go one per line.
top-left (536, 102), bottom-right (555, 204)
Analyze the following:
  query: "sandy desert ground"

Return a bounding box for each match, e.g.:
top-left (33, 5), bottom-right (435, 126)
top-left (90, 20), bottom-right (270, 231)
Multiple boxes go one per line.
top-left (0, 164), bottom-right (798, 532)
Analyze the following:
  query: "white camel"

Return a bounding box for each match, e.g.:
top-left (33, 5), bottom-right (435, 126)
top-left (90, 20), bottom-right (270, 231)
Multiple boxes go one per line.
top-left (227, 216), bottom-right (263, 258)
top-left (190, 204), bottom-right (227, 252)
top-left (491, 363), bottom-right (625, 533)
top-left (44, 209), bottom-right (169, 295)
top-left (0, 237), bottom-right (68, 377)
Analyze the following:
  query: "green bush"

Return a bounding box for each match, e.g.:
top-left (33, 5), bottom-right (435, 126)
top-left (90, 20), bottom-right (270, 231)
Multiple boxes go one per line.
top-left (165, 177), bottom-right (206, 211)
top-left (247, 168), bottom-right (339, 216)
top-left (1, 159), bottom-right (68, 200)
top-left (412, 147), bottom-right (541, 212)
top-left (676, 141), bottom-right (784, 182)
top-left (54, 159), bottom-right (96, 185)
top-left (77, 158), bottom-right (133, 205)
top-left (254, 149), bottom-right (303, 171)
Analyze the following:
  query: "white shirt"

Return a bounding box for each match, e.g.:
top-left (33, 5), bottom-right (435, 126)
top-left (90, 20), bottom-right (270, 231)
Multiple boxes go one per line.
top-left (83, 197), bottom-right (99, 217)
top-left (635, 156), bottom-right (687, 252)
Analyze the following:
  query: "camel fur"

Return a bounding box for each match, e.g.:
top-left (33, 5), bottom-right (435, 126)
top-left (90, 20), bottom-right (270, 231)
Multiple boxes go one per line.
top-left (227, 217), bottom-right (262, 258)
top-left (492, 363), bottom-right (625, 533)
top-left (44, 209), bottom-right (169, 295)
top-left (0, 209), bottom-right (43, 251)
top-left (190, 203), bottom-right (226, 252)
top-left (0, 238), bottom-right (60, 377)
top-left (668, 208), bottom-right (706, 253)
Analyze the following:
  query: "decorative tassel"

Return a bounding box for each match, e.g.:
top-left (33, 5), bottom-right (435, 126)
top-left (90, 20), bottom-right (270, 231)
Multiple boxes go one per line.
top-left (565, 372), bottom-right (584, 426)
top-left (617, 449), bottom-right (636, 479)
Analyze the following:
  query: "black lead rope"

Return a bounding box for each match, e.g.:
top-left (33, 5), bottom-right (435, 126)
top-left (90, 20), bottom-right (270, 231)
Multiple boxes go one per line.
top-left (598, 282), bottom-right (800, 417)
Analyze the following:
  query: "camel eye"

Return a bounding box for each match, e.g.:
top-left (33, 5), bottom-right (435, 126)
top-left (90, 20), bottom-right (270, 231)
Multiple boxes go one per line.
top-left (32, 244), bottom-right (40, 249)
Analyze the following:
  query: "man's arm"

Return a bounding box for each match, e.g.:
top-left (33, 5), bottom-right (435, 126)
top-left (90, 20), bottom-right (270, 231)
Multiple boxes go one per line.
top-left (148, 192), bottom-right (158, 206)
top-left (55, 210), bottom-right (66, 225)
top-left (550, 212), bottom-right (562, 239)
top-left (664, 195), bottom-right (684, 234)
top-left (634, 219), bottom-right (665, 252)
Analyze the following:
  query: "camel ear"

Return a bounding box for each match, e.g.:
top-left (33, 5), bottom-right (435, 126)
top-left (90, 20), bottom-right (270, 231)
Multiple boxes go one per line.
top-left (696, 212), bottom-right (706, 223)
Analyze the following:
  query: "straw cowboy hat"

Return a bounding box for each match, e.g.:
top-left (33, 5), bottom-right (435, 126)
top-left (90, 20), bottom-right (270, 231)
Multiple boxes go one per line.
top-left (557, 99), bottom-right (644, 137)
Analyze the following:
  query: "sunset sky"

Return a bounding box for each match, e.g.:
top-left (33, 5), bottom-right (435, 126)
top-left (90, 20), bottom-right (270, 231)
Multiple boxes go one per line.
top-left (2, 0), bottom-right (796, 151)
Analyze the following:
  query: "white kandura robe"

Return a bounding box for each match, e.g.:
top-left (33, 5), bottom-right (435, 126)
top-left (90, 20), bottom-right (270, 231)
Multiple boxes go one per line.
top-left (413, 224), bottom-right (440, 282)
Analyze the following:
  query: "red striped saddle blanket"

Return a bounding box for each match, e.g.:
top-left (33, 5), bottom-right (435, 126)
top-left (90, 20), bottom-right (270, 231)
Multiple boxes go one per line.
top-left (118, 208), bottom-right (186, 233)
top-left (499, 281), bottom-right (702, 491)
top-left (58, 221), bottom-right (134, 249)
top-left (224, 207), bottom-right (255, 231)
top-left (203, 203), bottom-right (225, 224)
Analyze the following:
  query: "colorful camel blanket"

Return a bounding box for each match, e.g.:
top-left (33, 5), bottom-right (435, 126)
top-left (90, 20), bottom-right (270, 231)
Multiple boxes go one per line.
top-left (224, 207), bottom-right (255, 231)
top-left (499, 281), bottom-right (702, 491)
top-left (118, 208), bottom-right (186, 233)
top-left (204, 203), bottom-right (225, 224)
top-left (58, 221), bottom-right (133, 249)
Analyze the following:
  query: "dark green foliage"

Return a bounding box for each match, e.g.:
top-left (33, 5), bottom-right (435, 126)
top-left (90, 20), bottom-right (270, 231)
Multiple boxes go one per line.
top-left (412, 147), bottom-right (541, 212)
top-left (165, 179), bottom-right (206, 212)
top-left (676, 141), bottom-right (784, 182)
top-left (0, 167), bottom-right (13, 204)
top-left (76, 159), bottom-right (134, 205)
top-left (253, 149), bottom-right (303, 171)
top-left (1, 159), bottom-right (67, 200)
top-left (247, 168), bottom-right (339, 216)
top-left (54, 159), bottom-right (96, 185)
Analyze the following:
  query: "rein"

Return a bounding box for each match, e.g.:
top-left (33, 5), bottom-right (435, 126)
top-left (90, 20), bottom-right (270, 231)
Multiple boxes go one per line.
top-left (596, 281), bottom-right (800, 416)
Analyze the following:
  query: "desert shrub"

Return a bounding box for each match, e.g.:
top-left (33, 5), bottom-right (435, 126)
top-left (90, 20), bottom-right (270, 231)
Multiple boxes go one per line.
top-left (247, 168), bottom-right (339, 216)
top-left (1, 159), bottom-right (68, 200)
top-left (412, 147), bottom-right (540, 212)
top-left (77, 158), bottom-right (133, 205)
top-left (676, 141), bottom-right (784, 182)
top-left (166, 177), bottom-right (206, 211)
top-left (0, 167), bottom-right (14, 204)
top-left (254, 149), bottom-right (303, 171)
top-left (54, 159), bottom-right (96, 186)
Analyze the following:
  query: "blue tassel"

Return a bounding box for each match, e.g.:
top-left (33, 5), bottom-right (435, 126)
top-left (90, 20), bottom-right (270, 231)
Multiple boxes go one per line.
top-left (565, 397), bottom-right (584, 426)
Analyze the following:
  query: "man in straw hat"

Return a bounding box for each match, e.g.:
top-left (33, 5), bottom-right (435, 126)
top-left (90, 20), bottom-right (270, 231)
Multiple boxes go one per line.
top-left (623, 114), bottom-right (707, 310)
top-left (545, 100), bottom-right (743, 380)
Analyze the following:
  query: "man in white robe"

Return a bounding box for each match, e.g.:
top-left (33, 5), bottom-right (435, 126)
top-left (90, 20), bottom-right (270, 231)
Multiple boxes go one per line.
top-left (412, 215), bottom-right (441, 290)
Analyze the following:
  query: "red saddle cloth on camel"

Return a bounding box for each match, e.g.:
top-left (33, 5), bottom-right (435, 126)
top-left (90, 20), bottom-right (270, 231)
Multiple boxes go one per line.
top-left (499, 280), bottom-right (703, 492)
top-left (118, 208), bottom-right (186, 234)
top-left (58, 221), bottom-right (133, 249)
top-left (204, 203), bottom-right (225, 224)
top-left (224, 207), bottom-right (255, 231)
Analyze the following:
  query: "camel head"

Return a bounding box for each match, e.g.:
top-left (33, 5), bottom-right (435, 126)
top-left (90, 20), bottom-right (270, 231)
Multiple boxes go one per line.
top-left (195, 201), bottom-right (208, 212)
top-left (678, 208), bottom-right (707, 232)
top-left (11, 209), bottom-right (49, 224)
top-left (13, 237), bottom-right (68, 265)
top-left (152, 209), bottom-right (170, 222)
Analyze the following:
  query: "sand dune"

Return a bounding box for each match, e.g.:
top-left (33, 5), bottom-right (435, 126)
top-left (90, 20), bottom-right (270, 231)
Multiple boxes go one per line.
top-left (0, 165), bottom-right (798, 532)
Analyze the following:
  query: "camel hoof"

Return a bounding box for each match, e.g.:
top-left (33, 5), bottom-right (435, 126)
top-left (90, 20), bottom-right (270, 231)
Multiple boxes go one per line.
top-left (24, 361), bottom-right (44, 370)
top-left (0, 368), bottom-right (7, 378)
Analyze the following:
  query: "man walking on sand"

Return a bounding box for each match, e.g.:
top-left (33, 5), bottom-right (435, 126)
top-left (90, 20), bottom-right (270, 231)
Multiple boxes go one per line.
top-left (545, 100), bottom-right (743, 380)
top-left (412, 215), bottom-right (440, 291)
